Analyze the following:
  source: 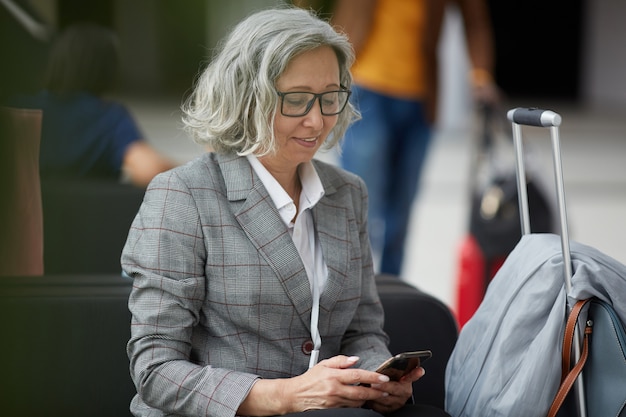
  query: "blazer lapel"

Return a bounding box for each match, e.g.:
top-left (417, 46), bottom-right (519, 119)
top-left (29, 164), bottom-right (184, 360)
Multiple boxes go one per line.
top-left (217, 154), bottom-right (314, 327)
top-left (312, 165), bottom-right (351, 314)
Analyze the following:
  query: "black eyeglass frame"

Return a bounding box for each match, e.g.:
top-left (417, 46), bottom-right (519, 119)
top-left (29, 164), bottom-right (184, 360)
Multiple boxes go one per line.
top-left (276, 89), bottom-right (352, 117)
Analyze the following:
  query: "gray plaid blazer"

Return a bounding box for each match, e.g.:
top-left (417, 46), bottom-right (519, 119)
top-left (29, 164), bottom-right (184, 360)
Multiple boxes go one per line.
top-left (122, 152), bottom-right (391, 417)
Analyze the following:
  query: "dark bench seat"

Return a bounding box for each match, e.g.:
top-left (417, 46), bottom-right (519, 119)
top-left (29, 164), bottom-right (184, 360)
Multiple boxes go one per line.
top-left (0, 273), bottom-right (457, 416)
top-left (0, 274), bottom-right (135, 417)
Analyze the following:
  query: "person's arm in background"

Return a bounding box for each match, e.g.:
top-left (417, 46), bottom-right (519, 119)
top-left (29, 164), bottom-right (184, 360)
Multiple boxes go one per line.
top-left (423, 0), bottom-right (447, 124)
top-left (423, 0), bottom-right (500, 124)
top-left (293, 0), bottom-right (377, 56)
top-left (329, 0), bottom-right (377, 55)
top-left (454, 0), bottom-right (501, 104)
top-left (122, 141), bottom-right (177, 187)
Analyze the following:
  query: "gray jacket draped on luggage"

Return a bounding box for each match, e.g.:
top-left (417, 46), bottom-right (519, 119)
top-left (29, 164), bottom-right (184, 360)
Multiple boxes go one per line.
top-left (445, 234), bottom-right (626, 417)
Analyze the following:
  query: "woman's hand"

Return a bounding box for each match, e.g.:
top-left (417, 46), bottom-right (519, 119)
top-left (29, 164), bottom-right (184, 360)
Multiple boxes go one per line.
top-left (366, 366), bottom-right (426, 414)
top-left (237, 355), bottom-right (394, 416)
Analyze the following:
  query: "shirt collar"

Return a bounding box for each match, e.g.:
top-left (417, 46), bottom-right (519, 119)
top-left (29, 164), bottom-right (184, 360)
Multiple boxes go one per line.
top-left (246, 155), bottom-right (325, 225)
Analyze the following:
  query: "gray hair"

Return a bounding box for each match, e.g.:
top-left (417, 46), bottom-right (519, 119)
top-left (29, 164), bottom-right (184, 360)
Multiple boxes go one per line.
top-left (181, 6), bottom-right (359, 156)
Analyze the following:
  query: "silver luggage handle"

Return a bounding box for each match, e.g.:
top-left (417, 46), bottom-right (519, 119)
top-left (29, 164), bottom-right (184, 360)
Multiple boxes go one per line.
top-left (507, 107), bottom-right (562, 127)
top-left (507, 107), bottom-right (571, 285)
top-left (508, 107), bottom-right (587, 417)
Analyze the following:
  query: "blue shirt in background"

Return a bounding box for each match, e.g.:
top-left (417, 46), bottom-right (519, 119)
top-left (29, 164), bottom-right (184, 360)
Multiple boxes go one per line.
top-left (12, 91), bottom-right (143, 181)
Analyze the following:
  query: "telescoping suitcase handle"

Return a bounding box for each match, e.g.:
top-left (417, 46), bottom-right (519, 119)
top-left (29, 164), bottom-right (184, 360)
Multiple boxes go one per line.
top-left (507, 107), bottom-right (587, 417)
top-left (507, 107), bottom-right (571, 284)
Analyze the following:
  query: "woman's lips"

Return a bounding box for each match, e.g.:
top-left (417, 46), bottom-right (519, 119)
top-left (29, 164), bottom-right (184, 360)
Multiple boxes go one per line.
top-left (295, 136), bottom-right (318, 147)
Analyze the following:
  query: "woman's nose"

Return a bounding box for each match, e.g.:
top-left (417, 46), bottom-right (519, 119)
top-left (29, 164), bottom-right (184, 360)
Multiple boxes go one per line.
top-left (303, 98), bottom-right (324, 128)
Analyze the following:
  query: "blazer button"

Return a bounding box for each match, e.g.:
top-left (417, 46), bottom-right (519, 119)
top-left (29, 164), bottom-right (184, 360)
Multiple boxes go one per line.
top-left (302, 340), bottom-right (314, 355)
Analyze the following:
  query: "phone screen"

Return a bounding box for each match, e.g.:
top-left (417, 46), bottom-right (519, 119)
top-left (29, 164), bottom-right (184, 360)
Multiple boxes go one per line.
top-left (375, 350), bottom-right (432, 381)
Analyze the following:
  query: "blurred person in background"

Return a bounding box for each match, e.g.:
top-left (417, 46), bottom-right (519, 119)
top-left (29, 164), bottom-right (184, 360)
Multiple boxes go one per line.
top-left (10, 22), bottom-right (176, 188)
top-left (294, 0), bottom-right (500, 276)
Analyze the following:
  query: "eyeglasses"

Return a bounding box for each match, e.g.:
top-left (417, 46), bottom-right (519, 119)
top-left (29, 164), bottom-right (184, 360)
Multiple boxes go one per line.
top-left (277, 89), bottom-right (351, 117)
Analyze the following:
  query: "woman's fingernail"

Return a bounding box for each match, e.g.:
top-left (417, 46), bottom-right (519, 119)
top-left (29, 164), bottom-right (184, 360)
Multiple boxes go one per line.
top-left (378, 374), bottom-right (390, 382)
top-left (347, 356), bottom-right (359, 363)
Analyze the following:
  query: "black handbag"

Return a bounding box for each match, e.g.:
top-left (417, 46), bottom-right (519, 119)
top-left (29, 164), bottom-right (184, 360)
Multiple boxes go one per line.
top-left (548, 298), bottom-right (626, 417)
top-left (469, 172), bottom-right (553, 260)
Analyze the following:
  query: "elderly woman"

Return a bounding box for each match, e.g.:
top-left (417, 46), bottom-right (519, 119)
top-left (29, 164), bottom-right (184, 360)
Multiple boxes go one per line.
top-left (122, 6), bottom-right (449, 417)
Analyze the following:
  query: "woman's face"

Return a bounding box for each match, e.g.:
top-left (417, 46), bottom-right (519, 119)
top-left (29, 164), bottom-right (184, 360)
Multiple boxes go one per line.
top-left (264, 46), bottom-right (341, 173)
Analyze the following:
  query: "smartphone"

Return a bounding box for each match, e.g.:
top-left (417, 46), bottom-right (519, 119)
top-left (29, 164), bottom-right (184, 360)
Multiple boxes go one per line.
top-left (375, 350), bottom-right (432, 381)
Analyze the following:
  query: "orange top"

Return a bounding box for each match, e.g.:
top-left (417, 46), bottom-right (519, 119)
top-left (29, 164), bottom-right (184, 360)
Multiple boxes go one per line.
top-left (351, 0), bottom-right (426, 99)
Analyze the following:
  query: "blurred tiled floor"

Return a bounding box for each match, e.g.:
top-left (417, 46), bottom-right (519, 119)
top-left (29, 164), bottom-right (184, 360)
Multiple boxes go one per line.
top-left (126, 95), bottom-right (626, 313)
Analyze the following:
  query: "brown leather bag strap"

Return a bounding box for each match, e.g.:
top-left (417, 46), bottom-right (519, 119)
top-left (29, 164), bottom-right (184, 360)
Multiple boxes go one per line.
top-left (547, 299), bottom-right (593, 417)
top-left (560, 299), bottom-right (590, 381)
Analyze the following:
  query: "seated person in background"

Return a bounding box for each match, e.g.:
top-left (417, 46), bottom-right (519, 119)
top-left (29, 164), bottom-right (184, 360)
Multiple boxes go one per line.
top-left (121, 6), bottom-right (449, 417)
top-left (10, 22), bottom-right (176, 187)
